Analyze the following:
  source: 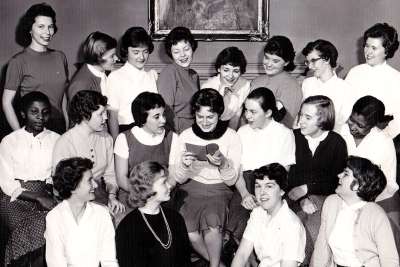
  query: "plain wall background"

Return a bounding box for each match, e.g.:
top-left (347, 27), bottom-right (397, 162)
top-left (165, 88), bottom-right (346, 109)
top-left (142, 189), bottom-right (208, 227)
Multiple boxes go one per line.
top-left (1, 0), bottom-right (400, 79)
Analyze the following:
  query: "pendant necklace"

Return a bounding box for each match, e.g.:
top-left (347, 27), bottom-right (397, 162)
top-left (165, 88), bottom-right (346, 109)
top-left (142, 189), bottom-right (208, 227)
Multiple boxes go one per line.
top-left (140, 206), bottom-right (172, 249)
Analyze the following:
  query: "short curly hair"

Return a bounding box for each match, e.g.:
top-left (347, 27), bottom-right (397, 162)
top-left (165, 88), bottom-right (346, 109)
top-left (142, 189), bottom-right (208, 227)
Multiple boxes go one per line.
top-left (264, 35), bottom-right (296, 72)
top-left (215, 47), bottom-right (247, 74)
top-left (253, 163), bottom-right (288, 192)
top-left (127, 161), bottom-right (168, 208)
top-left (164, 26), bottom-right (198, 59)
top-left (119, 27), bottom-right (154, 61)
top-left (347, 156), bottom-right (387, 202)
top-left (302, 39), bottom-right (338, 68)
top-left (53, 157), bottom-right (94, 200)
top-left (20, 91), bottom-right (51, 114)
top-left (191, 88), bottom-right (224, 117)
top-left (82, 31), bottom-right (117, 65)
top-left (68, 90), bottom-right (108, 125)
top-left (131, 92), bottom-right (166, 127)
top-left (363, 23), bottom-right (399, 59)
top-left (16, 3), bottom-right (58, 47)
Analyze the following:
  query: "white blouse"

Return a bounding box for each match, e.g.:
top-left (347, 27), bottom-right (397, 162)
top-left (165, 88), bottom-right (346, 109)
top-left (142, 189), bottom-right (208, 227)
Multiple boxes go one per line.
top-left (45, 201), bottom-right (118, 267)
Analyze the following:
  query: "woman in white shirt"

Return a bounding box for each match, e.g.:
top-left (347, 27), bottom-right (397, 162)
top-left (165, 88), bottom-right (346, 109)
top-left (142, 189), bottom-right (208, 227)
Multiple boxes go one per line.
top-left (0, 91), bottom-right (59, 266)
top-left (201, 47), bottom-right (250, 130)
top-left (345, 23), bottom-right (400, 138)
top-left (46, 157), bottom-right (118, 267)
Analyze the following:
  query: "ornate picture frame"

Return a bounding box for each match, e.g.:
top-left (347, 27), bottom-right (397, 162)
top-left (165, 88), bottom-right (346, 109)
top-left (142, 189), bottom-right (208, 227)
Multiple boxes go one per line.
top-left (148, 0), bottom-right (269, 41)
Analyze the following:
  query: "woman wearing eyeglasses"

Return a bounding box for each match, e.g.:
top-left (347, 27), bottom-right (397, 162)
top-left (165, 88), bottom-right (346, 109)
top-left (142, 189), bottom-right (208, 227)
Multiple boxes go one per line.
top-left (251, 35), bottom-right (303, 128)
top-left (301, 39), bottom-right (355, 132)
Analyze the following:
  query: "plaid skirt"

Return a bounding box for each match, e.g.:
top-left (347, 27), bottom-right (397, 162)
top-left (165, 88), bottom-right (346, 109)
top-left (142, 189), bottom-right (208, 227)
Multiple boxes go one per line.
top-left (0, 181), bottom-right (49, 265)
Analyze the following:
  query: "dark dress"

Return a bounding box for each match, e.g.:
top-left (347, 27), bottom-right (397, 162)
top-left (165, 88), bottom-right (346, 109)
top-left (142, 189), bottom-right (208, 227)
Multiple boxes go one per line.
top-left (288, 129), bottom-right (347, 264)
top-left (115, 129), bottom-right (174, 225)
top-left (116, 207), bottom-right (191, 267)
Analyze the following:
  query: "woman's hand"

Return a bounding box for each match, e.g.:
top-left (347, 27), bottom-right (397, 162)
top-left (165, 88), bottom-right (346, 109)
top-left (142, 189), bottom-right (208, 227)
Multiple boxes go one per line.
top-left (182, 151), bottom-right (197, 167)
top-left (241, 194), bottom-right (258, 210)
top-left (108, 196), bottom-right (125, 215)
top-left (206, 150), bottom-right (228, 168)
top-left (300, 197), bottom-right (318, 214)
top-left (288, 184), bottom-right (308, 201)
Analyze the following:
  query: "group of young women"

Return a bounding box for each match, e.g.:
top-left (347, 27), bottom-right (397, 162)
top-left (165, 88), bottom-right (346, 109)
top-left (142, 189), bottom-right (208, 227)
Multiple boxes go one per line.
top-left (0, 2), bottom-right (400, 267)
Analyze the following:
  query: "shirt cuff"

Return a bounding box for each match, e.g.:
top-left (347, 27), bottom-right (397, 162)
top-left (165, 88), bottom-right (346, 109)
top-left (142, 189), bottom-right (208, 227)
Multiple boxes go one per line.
top-left (10, 187), bottom-right (25, 202)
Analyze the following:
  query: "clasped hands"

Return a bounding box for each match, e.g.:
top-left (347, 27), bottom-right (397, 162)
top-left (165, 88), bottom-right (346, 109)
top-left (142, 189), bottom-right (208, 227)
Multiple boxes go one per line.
top-left (288, 184), bottom-right (318, 214)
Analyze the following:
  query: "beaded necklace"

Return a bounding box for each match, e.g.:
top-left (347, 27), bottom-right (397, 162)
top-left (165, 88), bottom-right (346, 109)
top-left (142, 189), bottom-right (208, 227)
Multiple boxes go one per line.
top-left (139, 207), bottom-right (172, 249)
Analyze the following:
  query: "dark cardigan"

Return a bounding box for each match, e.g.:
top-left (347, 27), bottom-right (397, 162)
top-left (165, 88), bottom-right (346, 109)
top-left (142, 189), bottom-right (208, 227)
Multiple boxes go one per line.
top-left (288, 129), bottom-right (348, 196)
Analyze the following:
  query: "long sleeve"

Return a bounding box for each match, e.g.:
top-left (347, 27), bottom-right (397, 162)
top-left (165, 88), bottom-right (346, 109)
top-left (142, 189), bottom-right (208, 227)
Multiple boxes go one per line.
top-left (310, 196), bottom-right (335, 267)
top-left (99, 212), bottom-right (119, 267)
top-left (174, 212), bottom-right (192, 267)
top-left (0, 149), bottom-right (22, 199)
top-left (101, 136), bottom-right (118, 188)
top-left (45, 214), bottom-right (68, 267)
top-left (157, 65), bottom-right (178, 131)
top-left (218, 132), bottom-right (242, 186)
top-left (116, 215), bottom-right (147, 267)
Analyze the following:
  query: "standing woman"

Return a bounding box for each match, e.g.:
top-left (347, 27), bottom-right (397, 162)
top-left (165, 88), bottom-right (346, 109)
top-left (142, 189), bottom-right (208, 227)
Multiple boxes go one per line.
top-left (251, 35), bottom-right (303, 128)
top-left (52, 90), bottom-right (124, 215)
top-left (288, 95), bottom-right (347, 264)
top-left (340, 95), bottom-right (400, 251)
top-left (157, 26), bottom-right (200, 134)
top-left (68, 31), bottom-right (118, 101)
top-left (2, 3), bottom-right (69, 134)
top-left (0, 92), bottom-right (59, 267)
top-left (116, 161), bottom-right (191, 267)
top-left (113, 92), bottom-right (178, 224)
top-left (170, 89), bottom-right (241, 267)
top-left (346, 23), bottom-right (400, 138)
top-left (46, 157), bottom-right (118, 267)
top-left (106, 27), bottom-right (158, 140)
top-left (201, 47), bottom-right (250, 130)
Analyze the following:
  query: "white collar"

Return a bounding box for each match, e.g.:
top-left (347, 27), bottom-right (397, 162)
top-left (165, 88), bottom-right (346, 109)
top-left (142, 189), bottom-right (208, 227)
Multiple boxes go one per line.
top-left (305, 130), bottom-right (329, 143)
top-left (131, 126), bottom-right (165, 145)
top-left (87, 64), bottom-right (106, 78)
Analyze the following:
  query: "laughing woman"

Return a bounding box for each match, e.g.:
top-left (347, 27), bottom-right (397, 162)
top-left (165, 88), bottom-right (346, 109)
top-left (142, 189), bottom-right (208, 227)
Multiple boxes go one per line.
top-left (170, 89), bottom-right (242, 267)
top-left (201, 47), bottom-right (250, 130)
top-left (46, 157), bottom-right (118, 267)
top-left (0, 92), bottom-right (59, 267)
top-left (2, 3), bottom-right (69, 134)
top-left (52, 90), bottom-right (124, 215)
top-left (157, 26), bottom-right (200, 134)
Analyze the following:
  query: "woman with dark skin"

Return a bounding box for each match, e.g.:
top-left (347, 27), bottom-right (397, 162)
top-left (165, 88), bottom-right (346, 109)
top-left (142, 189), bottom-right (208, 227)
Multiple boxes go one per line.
top-left (0, 91), bottom-right (59, 267)
top-left (2, 3), bottom-right (69, 134)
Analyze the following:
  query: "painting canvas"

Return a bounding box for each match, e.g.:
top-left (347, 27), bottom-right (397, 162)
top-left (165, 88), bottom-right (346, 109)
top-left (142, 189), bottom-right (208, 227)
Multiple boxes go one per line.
top-left (149, 0), bottom-right (269, 41)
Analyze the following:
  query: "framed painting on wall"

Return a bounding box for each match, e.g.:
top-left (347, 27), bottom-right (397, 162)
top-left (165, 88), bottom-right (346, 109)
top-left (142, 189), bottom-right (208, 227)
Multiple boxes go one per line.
top-left (148, 0), bottom-right (269, 41)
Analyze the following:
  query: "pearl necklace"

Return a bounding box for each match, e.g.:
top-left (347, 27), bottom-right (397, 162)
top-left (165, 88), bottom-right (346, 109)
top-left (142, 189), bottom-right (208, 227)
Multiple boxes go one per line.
top-left (139, 207), bottom-right (172, 250)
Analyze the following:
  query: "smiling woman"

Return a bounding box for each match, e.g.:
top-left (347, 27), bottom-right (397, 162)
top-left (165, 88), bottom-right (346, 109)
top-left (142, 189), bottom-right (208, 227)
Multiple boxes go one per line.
top-left (52, 90), bottom-right (125, 216)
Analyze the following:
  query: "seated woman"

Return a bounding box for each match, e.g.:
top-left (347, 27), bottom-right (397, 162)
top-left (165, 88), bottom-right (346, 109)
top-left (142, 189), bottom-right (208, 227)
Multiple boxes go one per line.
top-left (116, 161), bottom-right (191, 267)
top-left (106, 27), bottom-right (158, 139)
top-left (232, 163), bottom-right (306, 267)
top-left (288, 95), bottom-right (347, 264)
top-left (157, 26), bottom-right (200, 134)
top-left (311, 156), bottom-right (399, 267)
top-left (251, 35), bottom-right (303, 128)
top-left (0, 92), bottom-right (59, 266)
top-left (201, 46), bottom-right (250, 130)
top-left (340, 95), bottom-right (400, 251)
top-left (114, 92), bottom-right (178, 224)
top-left (301, 39), bottom-right (354, 132)
top-left (170, 88), bottom-right (242, 267)
top-left (52, 90), bottom-right (124, 215)
top-left (227, 87), bottom-right (296, 246)
top-left (46, 157), bottom-right (118, 267)
top-left (68, 31), bottom-right (118, 101)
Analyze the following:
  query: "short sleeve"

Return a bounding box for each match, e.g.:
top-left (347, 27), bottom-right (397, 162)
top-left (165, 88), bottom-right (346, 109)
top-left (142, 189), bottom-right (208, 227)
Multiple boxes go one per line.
top-left (105, 73), bottom-right (121, 111)
top-left (242, 208), bottom-right (262, 243)
top-left (5, 55), bottom-right (24, 91)
top-left (281, 219), bottom-right (306, 263)
top-left (114, 133), bottom-right (129, 159)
